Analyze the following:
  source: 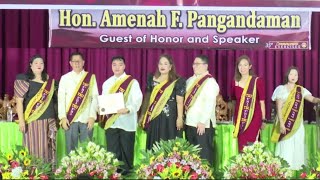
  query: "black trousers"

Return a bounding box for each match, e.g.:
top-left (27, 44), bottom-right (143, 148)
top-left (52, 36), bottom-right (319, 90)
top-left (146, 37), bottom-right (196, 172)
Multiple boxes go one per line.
top-left (105, 128), bottom-right (135, 172)
top-left (185, 125), bottom-right (215, 165)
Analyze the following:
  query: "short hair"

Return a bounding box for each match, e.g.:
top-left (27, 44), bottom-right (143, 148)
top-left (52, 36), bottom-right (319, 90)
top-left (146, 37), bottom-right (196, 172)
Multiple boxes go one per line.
top-left (112, 56), bottom-right (126, 64)
top-left (69, 52), bottom-right (84, 61)
top-left (26, 54), bottom-right (48, 81)
top-left (195, 55), bottom-right (209, 64)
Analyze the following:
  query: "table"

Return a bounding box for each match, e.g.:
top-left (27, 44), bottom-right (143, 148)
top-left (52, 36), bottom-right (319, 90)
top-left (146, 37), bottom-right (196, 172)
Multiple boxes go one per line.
top-left (0, 122), bottom-right (318, 171)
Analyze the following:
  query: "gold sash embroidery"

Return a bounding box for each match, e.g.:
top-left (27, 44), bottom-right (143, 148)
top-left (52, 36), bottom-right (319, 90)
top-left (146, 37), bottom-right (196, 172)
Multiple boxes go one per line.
top-left (66, 72), bottom-right (95, 123)
top-left (184, 74), bottom-right (212, 112)
top-left (271, 85), bottom-right (304, 142)
top-left (142, 79), bottom-right (178, 129)
top-left (24, 79), bottom-right (55, 124)
top-left (233, 76), bottom-right (258, 138)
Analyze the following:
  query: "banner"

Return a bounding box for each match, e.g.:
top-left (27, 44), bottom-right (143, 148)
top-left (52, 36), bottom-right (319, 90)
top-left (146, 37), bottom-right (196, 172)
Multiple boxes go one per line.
top-left (49, 7), bottom-right (311, 49)
top-left (2, 0), bottom-right (320, 7)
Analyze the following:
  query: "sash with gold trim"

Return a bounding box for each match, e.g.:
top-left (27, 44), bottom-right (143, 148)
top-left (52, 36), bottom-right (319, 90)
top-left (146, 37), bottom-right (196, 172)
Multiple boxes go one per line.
top-left (184, 74), bottom-right (212, 112)
top-left (142, 79), bottom-right (178, 129)
top-left (271, 85), bottom-right (304, 142)
top-left (66, 72), bottom-right (95, 123)
top-left (233, 76), bottom-right (258, 138)
top-left (24, 78), bottom-right (55, 124)
top-left (102, 75), bottom-right (134, 129)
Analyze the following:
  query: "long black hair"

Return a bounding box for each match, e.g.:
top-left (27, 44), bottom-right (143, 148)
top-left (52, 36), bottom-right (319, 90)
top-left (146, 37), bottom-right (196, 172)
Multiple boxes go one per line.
top-left (283, 66), bottom-right (299, 85)
top-left (25, 55), bottom-right (48, 81)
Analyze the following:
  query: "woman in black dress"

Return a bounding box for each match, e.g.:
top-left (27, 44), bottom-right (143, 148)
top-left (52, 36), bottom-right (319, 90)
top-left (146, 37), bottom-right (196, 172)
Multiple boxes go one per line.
top-left (139, 54), bottom-right (186, 150)
top-left (14, 55), bottom-right (58, 168)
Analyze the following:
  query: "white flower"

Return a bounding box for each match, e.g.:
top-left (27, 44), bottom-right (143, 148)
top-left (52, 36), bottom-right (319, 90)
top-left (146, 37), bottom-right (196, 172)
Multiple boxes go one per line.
top-left (103, 170), bottom-right (109, 179)
top-left (153, 176), bottom-right (161, 179)
top-left (224, 172), bottom-right (231, 179)
top-left (113, 159), bottom-right (119, 164)
top-left (284, 169), bottom-right (293, 178)
top-left (69, 151), bottom-right (76, 157)
top-left (55, 167), bottom-right (62, 175)
top-left (247, 145), bottom-right (254, 152)
top-left (235, 156), bottom-right (242, 164)
top-left (87, 141), bottom-right (95, 148)
top-left (61, 156), bottom-right (71, 166)
top-left (11, 167), bottom-right (23, 178)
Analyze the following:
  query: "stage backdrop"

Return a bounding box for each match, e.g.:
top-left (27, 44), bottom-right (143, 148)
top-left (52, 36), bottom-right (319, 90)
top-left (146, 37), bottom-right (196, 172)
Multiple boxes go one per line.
top-left (0, 9), bottom-right (319, 121)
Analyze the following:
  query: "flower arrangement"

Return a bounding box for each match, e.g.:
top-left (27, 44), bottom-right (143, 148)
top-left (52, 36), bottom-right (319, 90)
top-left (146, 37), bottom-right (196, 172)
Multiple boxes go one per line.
top-left (54, 141), bottom-right (122, 179)
top-left (0, 145), bottom-right (51, 179)
top-left (300, 152), bottom-right (320, 179)
top-left (135, 138), bottom-right (213, 179)
top-left (224, 141), bottom-right (292, 179)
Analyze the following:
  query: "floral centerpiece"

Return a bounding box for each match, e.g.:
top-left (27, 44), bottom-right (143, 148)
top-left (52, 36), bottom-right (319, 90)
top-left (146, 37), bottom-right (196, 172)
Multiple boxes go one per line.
top-left (0, 145), bottom-right (51, 179)
top-left (54, 141), bottom-right (122, 179)
top-left (299, 152), bottom-right (320, 179)
top-left (224, 141), bottom-right (292, 179)
top-left (135, 138), bottom-right (213, 179)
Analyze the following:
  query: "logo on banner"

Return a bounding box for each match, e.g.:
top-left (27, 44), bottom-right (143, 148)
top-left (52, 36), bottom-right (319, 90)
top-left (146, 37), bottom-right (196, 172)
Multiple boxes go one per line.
top-left (266, 41), bottom-right (308, 49)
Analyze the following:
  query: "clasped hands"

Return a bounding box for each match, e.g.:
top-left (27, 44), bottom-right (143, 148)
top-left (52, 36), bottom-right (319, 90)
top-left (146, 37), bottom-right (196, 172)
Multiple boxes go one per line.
top-left (60, 117), bottom-right (95, 130)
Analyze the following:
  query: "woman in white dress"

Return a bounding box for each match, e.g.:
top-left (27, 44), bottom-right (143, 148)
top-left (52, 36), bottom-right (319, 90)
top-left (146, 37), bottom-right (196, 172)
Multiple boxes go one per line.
top-left (271, 66), bottom-right (320, 170)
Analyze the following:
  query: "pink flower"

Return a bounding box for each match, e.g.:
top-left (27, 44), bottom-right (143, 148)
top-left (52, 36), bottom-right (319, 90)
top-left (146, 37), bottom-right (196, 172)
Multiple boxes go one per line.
top-left (55, 168), bottom-right (62, 174)
top-left (249, 173), bottom-right (257, 179)
top-left (110, 174), bottom-right (118, 180)
top-left (182, 165), bottom-right (190, 172)
top-left (10, 161), bottom-right (19, 168)
top-left (167, 162), bottom-right (172, 167)
top-left (40, 174), bottom-right (49, 180)
top-left (175, 162), bottom-right (181, 168)
top-left (190, 172), bottom-right (198, 179)
top-left (89, 171), bottom-right (96, 176)
top-left (66, 167), bottom-right (71, 174)
top-left (156, 164), bottom-right (164, 172)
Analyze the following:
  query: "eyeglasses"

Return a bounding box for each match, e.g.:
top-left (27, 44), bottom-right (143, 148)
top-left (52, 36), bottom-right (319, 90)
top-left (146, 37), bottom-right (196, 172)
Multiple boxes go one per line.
top-left (192, 63), bottom-right (206, 66)
top-left (70, 60), bottom-right (83, 64)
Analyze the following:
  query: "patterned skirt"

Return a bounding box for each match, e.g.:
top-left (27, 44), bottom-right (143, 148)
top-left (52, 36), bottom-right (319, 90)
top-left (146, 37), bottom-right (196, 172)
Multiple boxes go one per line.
top-left (23, 118), bottom-right (57, 169)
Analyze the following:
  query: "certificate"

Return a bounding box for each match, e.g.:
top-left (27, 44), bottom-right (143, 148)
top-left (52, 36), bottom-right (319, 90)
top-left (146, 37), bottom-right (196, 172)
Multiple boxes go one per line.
top-left (98, 93), bottom-right (125, 115)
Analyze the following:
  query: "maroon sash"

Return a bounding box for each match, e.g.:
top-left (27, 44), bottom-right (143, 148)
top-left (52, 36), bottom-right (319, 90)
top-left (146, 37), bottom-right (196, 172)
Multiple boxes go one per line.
top-left (184, 74), bottom-right (212, 112)
top-left (114, 75), bottom-right (134, 94)
top-left (239, 77), bottom-right (257, 134)
top-left (143, 81), bottom-right (173, 129)
top-left (66, 73), bottom-right (92, 123)
top-left (279, 86), bottom-right (302, 141)
top-left (30, 78), bottom-right (53, 114)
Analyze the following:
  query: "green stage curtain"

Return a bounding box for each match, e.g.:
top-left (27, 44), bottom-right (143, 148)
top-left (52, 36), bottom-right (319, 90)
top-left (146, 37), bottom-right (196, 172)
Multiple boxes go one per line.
top-left (0, 122), bottom-right (318, 171)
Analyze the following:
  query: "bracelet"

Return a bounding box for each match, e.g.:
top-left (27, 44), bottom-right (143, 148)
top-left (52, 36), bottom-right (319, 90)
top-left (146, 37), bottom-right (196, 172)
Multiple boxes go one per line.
top-left (262, 118), bottom-right (267, 123)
